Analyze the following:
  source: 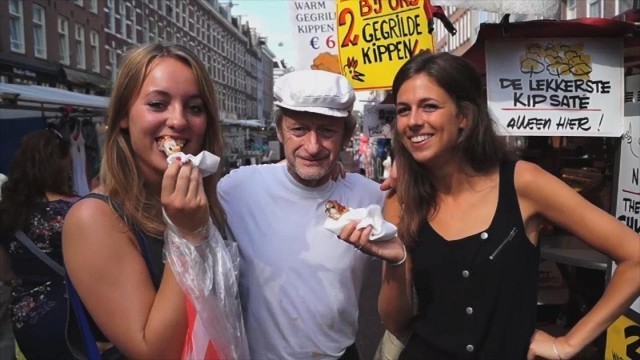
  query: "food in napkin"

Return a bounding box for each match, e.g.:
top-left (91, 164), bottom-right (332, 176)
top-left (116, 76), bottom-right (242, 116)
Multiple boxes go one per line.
top-left (323, 201), bottom-right (397, 241)
top-left (325, 200), bottom-right (349, 220)
top-left (159, 136), bottom-right (220, 177)
top-left (158, 135), bottom-right (186, 156)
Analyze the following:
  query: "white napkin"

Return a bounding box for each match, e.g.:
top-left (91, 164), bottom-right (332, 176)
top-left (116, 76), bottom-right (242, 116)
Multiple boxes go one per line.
top-left (323, 204), bottom-right (397, 241)
top-left (166, 151), bottom-right (220, 177)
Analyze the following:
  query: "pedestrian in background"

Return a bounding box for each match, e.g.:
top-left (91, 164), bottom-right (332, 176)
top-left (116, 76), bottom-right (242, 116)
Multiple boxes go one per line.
top-left (0, 129), bottom-right (78, 359)
top-left (218, 70), bottom-right (385, 359)
top-left (338, 51), bottom-right (640, 359)
top-left (63, 43), bottom-right (245, 359)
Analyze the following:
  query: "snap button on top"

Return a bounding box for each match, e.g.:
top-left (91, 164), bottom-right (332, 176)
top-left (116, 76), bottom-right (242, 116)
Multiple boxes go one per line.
top-left (480, 232), bottom-right (488, 240)
top-left (466, 307), bottom-right (473, 315)
top-left (466, 344), bottom-right (474, 352)
top-left (462, 270), bottom-right (470, 278)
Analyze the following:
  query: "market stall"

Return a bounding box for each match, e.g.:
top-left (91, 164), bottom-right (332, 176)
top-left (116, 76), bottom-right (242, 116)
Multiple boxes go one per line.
top-left (460, 14), bottom-right (639, 359)
top-left (220, 119), bottom-right (279, 173)
top-left (0, 83), bottom-right (109, 193)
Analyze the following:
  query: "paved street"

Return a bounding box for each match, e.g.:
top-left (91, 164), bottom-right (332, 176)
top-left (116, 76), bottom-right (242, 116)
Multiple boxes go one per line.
top-left (356, 259), bottom-right (385, 360)
top-left (341, 151), bottom-right (386, 359)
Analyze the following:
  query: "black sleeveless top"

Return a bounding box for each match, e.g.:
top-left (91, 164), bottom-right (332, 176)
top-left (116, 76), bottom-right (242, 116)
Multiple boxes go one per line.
top-left (400, 160), bottom-right (540, 360)
top-left (69, 193), bottom-right (164, 343)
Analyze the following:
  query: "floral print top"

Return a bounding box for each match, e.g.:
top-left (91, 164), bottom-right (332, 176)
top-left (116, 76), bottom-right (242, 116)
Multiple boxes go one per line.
top-left (5, 197), bottom-right (78, 329)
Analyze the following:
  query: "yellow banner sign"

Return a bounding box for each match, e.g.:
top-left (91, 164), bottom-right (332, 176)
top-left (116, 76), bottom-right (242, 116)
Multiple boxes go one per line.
top-left (336, 0), bottom-right (434, 91)
top-left (605, 310), bottom-right (640, 360)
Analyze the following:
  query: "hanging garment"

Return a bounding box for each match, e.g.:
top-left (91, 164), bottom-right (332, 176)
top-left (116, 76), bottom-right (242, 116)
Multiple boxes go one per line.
top-left (382, 156), bottom-right (392, 180)
top-left (70, 127), bottom-right (90, 196)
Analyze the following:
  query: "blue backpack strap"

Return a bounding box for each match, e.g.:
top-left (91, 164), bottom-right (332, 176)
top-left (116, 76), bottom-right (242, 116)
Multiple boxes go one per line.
top-left (66, 274), bottom-right (102, 360)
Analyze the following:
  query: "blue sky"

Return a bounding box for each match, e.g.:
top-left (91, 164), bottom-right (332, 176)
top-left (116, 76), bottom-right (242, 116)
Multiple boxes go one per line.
top-left (232, 0), bottom-right (296, 65)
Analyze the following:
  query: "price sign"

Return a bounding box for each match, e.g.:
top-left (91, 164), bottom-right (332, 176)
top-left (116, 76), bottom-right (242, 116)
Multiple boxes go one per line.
top-left (336, 0), bottom-right (434, 91)
top-left (606, 309), bottom-right (640, 360)
top-left (308, 35), bottom-right (336, 50)
top-left (289, 0), bottom-right (341, 74)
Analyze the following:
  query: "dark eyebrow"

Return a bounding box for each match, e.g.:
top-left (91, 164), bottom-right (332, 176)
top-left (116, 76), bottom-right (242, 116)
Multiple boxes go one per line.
top-left (396, 97), bottom-right (441, 107)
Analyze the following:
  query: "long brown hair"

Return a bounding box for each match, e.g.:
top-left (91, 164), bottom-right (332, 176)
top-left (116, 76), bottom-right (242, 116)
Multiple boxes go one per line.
top-left (100, 43), bottom-right (225, 236)
top-left (0, 129), bottom-right (75, 235)
top-left (391, 52), bottom-right (508, 245)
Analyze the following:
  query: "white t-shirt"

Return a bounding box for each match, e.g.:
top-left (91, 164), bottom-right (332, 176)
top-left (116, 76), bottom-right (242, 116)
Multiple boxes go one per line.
top-left (218, 164), bottom-right (385, 360)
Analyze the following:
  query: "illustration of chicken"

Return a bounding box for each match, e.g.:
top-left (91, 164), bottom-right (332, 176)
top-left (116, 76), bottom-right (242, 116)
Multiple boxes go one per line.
top-left (342, 57), bottom-right (365, 83)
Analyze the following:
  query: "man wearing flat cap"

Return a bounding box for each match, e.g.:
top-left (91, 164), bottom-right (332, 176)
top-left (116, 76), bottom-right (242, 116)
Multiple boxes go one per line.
top-left (218, 70), bottom-right (384, 359)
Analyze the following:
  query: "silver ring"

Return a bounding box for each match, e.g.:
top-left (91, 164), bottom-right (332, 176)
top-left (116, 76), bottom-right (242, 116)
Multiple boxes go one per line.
top-left (354, 245), bottom-right (363, 252)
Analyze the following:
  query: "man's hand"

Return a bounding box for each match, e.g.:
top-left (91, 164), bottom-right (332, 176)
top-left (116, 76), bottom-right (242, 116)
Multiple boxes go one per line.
top-left (380, 161), bottom-right (397, 192)
top-left (331, 162), bottom-right (347, 181)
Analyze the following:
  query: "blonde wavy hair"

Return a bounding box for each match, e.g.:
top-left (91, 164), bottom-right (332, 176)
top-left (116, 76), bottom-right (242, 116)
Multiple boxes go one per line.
top-left (100, 43), bottom-right (225, 236)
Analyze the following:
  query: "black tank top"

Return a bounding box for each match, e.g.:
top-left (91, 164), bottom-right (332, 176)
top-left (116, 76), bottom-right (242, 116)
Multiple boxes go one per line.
top-left (82, 193), bottom-right (164, 287)
top-left (69, 193), bottom-right (164, 343)
top-left (400, 160), bottom-right (540, 360)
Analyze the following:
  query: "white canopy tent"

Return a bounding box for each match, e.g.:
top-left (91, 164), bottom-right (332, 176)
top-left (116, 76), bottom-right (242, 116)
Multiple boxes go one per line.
top-left (0, 83), bottom-right (109, 110)
top-left (0, 83), bottom-right (109, 121)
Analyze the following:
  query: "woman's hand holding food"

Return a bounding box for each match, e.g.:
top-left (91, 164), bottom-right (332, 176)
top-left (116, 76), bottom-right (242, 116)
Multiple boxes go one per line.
top-left (337, 221), bottom-right (406, 265)
top-left (161, 159), bottom-right (210, 235)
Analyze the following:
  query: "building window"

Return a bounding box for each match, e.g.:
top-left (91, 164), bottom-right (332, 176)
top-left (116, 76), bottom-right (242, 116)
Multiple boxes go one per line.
top-left (90, 30), bottom-right (100, 72)
top-left (107, 0), bottom-right (115, 32)
top-left (109, 49), bottom-right (117, 82)
top-left (588, 0), bottom-right (602, 17)
top-left (617, 0), bottom-right (633, 14)
top-left (566, 0), bottom-right (577, 19)
top-left (149, 21), bottom-right (157, 43)
top-left (129, 4), bottom-right (136, 42)
top-left (165, 0), bottom-right (174, 20)
top-left (74, 0), bottom-right (84, 6)
top-left (123, 3), bottom-right (135, 41)
top-left (9, 0), bottom-right (25, 53)
top-left (176, 1), bottom-right (183, 27)
top-left (183, 4), bottom-right (189, 30)
top-left (120, 0), bottom-right (126, 36)
top-left (58, 16), bottom-right (70, 64)
top-left (33, 4), bottom-right (47, 58)
top-left (143, 17), bottom-right (149, 42)
top-left (75, 24), bottom-right (86, 69)
top-left (88, 0), bottom-right (98, 13)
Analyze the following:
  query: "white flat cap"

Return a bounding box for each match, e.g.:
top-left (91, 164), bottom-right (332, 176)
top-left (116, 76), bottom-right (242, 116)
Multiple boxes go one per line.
top-left (274, 70), bottom-right (355, 117)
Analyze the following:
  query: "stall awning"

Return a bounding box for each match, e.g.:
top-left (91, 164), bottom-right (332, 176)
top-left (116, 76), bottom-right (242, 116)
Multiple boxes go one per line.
top-left (0, 53), bottom-right (62, 81)
top-left (0, 83), bottom-right (109, 109)
top-left (63, 66), bottom-right (111, 90)
top-left (462, 16), bottom-right (639, 74)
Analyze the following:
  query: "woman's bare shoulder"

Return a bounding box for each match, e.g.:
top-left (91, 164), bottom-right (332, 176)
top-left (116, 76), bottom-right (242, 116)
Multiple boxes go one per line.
top-left (513, 160), bottom-right (550, 189)
top-left (64, 195), bottom-right (131, 247)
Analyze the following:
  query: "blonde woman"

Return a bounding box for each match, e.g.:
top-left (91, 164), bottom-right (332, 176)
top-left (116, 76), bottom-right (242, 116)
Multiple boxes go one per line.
top-left (63, 43), bottom-right (244, 359)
